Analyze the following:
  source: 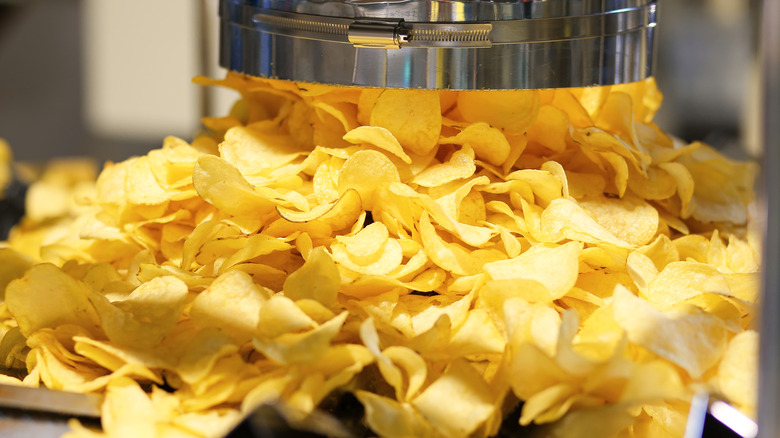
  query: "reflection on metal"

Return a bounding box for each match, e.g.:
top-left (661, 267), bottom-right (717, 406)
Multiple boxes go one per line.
top-left (218, 0), bottom-right (658, 90)
top-left (685, 393), bottom-right (758, 438)
top-left (710, 400), bottom-right (759, 438)
top-left (758, 0), bottom-right (780, 437)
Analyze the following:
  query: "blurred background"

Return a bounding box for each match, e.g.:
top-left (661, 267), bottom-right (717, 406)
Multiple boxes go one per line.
top-left (0, 0), bottom-right (757, 164)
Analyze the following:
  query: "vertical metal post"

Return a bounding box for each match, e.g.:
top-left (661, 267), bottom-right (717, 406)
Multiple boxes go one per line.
top-left (758, 0), bottom-right (780, 436)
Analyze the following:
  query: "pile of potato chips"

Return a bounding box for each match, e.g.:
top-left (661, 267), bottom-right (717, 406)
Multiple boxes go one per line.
top-left (0, 73), bottom-right (760, 437)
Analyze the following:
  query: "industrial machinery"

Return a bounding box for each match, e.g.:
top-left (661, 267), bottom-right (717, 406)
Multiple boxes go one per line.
top-left (1, 1), bottom-right (778, 437)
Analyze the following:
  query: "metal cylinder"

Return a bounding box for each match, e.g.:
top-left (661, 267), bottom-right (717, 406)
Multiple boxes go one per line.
top-left (218, 0), bottom-right (658, 90)
top-left (759, 0), bottom-right (780, 436)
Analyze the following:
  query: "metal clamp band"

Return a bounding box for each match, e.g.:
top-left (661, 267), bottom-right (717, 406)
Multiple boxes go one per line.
top-left (220, 0), bottom-right (658, 89)
top-left (249, 5), bottom-right (653, 49)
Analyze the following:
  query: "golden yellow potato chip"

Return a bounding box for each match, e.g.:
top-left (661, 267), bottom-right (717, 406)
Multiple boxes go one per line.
top-left (440, 122), bottom-right (511, 166)
top-left (338, 150), bottom-right (400, 211)
top-left (219, 126), bottom-right (305, 175)
top-left (253, 311), bottom-right (347, 365)
top-left (448, 309), bottom-right (505, 356)
top-left (0, 248), bottom-right (32, 299)
top-left (191, 270), bottom-right (268, 344)
top-left (457, 89), bottom-right (539, 135)
top-left (370, 89), bottom-right (441, 155)
top-left (354, 87), bottom-right (382, 124)
top-left (6, 264), bottom-right (103, 337)
top-left (717, 330), bottom-right (757, 418)
top-left (612, 285), bottom-right (728, 378)
top-left (578, 194), bottom-right (659, 247)
top-left (527, 105), bottom-right (570, 153)
top-left (551, 90), bottom-right (593, 128)
top-left (91, 276), bottom-right (188, 349)
top-left (419, 213), bottom-right (487, 276)
top-left (192, 155), bottom-right (277, 217)
top-left (343, 125), bottom-right (412, 164)
top-left (484, 241), bottom-right (581, 300)
top-left (539, 198), bottom-right (632, 247)
top-left (411, 359), bottom-right (495, 437)
top-left (412, 146), bottom-right (476, 187)
top-left (642, 261), bottom-right (730, 308)
top-left (356, 391), bottom-right (439, 438)
top-left (282, 246), bottom-right (340, 306)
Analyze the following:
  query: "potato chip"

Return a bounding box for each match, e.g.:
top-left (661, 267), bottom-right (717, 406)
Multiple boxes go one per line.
top-left (411, 359), bottom-right (496, 437)
top-left (440, 122), bottom-right (511, 166)
top-left (192, 155), bottom-right (277, 217)
top-left (612, 285), bottom-right (728, 378)
top-left (484, 241), bottom-right (580, 300)
top-left (219, 126), bottom-right (305, 175)
top-left (253, 311), bottom-right (348, 365)
top-left (6, 264), bottom-right (103, 337)
top-left (412, 146), bottom-right (477, 188)
top-left (370, 89), bottom-right (441, 155)
top-left (357, 391), bottom-right (439, 438)
top-left (191, 270), bottom-right (267, 344)
top-left (343, 125), bottom-right (412, 164)
top-left (642, 261), bottom-right (730, 308)
top-left (539, 198), bottom-right (632, 247)
top-left (457, 89), bottom-right (539, 135)
top-left (578, 194), bottom-right (659, 247)
top-left (527, 105), bottom-right (570, 153)
top-left (90, 276), bottom-right (188, 349)
top-left (282, 246), bottom-right (340, 306)
top-left (717, 330), bottom-right (757, 417)
top-left (338, 150), bottom-right (400, 211)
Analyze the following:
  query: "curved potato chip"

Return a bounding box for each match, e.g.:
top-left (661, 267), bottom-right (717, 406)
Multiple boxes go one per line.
top-left (412, 146), bottom-right (476, 187)
top-left (356, 391), bottom-right (438, 438)
top-left (343, 126), bottom-right (412, 164)
top-left (457, 89), bottom-right (539, 135)
top-left (193, 155), bottom-right (277, 217)
top-left (717, 330), bottom-right (757, 417)
top-left (335, 222), bottom-right (389, 263)
top-left (484, 241), bottom-right (581, 300)
top-left (539, 198), bottom-right (632, 247)
top-left (527, 105), bottom-right (569, 153)
top-left (91, 276), bottom-right (188, 349)
top-left (253, 311), bottom-right (347, 365)
top-left (126, 156), bottom-right (169, 206)
top-left (191, 270), bottom-right (267, 343)
top-left (612, 285), bottom-right (728, 378)
top-left (411, 359), bottom-right (496, 438)
top-left (256, 295), bottom-right (316, 339)
top-left (357, 88), bottom-right (383, 126)
top-left (0, 248), bottom-right (33, 299)
top-left (338, 150), bottom-right (400, 211)
top-left (419, 213), bottom-right (483, 276)
top-left (6, 264), bottom-right (103, 337)
top-left (658, 161), bottom-right (695, 217)
top-left (332, 238), bottom-right (403, 276)
top-left (644, 261), bottom-right (731, 308)
top-left (578, 194), bottom-right (659, 247)
top-left (283, 246), bottom-right (340, 306)
top-left (440, 122), bottom-right (511, 166)
top-left (370, 89), bottom-right (441, 155)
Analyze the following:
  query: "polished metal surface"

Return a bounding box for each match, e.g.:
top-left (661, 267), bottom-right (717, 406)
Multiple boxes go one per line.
top-left (219, 0), bottom-right (658, 89)
top-left (758, 0), bottom-right (780, 436)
